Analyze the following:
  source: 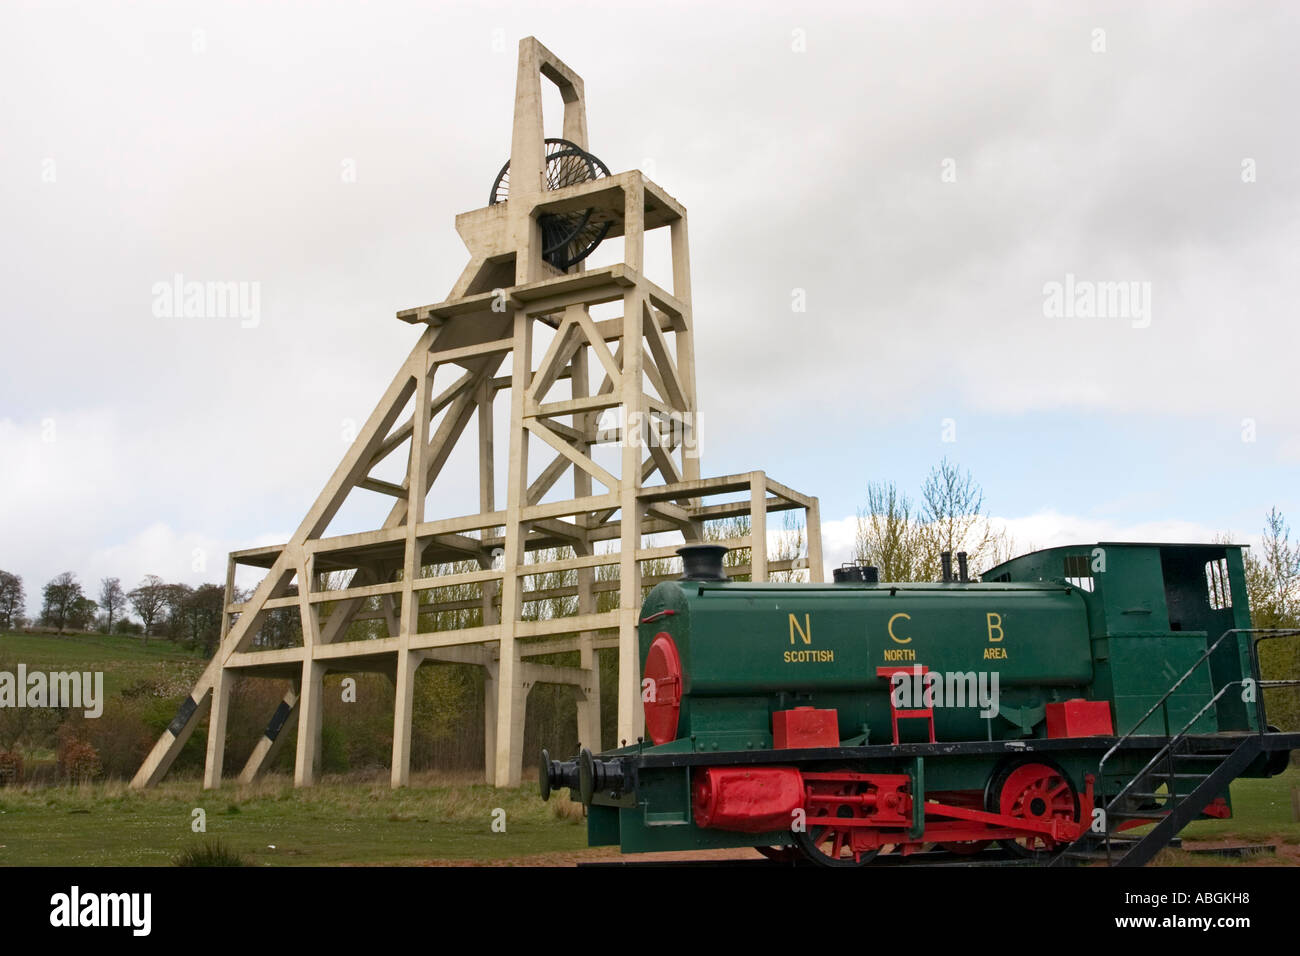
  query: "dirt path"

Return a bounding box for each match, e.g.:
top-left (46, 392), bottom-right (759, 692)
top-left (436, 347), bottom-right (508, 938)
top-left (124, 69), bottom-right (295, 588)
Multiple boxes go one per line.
top-left (408, 846), bottom-right (772, 867)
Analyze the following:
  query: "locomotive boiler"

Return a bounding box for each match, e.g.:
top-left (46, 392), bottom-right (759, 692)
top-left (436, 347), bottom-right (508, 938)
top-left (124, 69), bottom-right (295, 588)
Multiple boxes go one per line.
top-left (542, 542), bottom-right (1298, 866)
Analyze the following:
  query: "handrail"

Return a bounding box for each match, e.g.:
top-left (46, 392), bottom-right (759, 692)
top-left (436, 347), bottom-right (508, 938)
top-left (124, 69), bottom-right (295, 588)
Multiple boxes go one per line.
top-left (1097, 627), bottom-right (1246, 784)
top-left (1106, 679), bottom-right (1244, 816)
top-left (1092, 626), bottom-right (1300, 863)
top-left (1249, 629), bottom-right (1300, 735)
top-left (1101, 678), bottom-right (1246, 863)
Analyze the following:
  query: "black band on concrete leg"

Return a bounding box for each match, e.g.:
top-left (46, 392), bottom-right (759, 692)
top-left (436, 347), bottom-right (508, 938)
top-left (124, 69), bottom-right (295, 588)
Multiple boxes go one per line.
top-left (264, 700), bottom-right (293, 742)
top-left (167, 696), bottom-right (198, 737)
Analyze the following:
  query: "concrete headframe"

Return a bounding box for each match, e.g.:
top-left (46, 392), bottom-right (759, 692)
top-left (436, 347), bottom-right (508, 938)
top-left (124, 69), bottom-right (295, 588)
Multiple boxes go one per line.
top-left (132, 37), bottom-right (822, 791)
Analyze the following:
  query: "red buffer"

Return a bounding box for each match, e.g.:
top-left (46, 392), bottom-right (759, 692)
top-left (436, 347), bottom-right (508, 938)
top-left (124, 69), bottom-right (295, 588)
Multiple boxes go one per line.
top-left (692, 767), bottom-right (804, 833)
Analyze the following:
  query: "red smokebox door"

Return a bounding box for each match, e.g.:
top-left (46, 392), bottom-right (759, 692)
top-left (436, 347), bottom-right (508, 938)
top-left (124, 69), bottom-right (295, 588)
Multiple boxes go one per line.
top-left (644, 632), bottom-right (683, 745)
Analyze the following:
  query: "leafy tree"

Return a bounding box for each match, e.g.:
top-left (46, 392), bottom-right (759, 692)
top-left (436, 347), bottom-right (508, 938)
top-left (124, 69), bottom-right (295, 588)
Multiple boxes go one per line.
top-left (0, 571), bottom-right (24, 630)
top-left (40, 571), bottom-right (84, 631)
top-left (68, 595), bottom-right (98, 631)
top-left (178, 584), bottom-right (225, 655)
top-left (128, 574), bottom-right (169, 643)
top-left (1241, 508), bottom-right (1300, 732)
top-left (162, 583), bottom-right (193, 642)
top-left (98, 577), bottom-right (125, 634)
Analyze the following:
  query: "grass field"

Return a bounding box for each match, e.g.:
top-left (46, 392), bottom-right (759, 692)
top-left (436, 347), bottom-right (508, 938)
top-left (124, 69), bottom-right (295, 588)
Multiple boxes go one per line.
top-left (0, 772), bottom-right (588, 866)
top-left (0, 630), bottom-right (206, 700)
top-left (0, 769), bottom-right (1293, 867)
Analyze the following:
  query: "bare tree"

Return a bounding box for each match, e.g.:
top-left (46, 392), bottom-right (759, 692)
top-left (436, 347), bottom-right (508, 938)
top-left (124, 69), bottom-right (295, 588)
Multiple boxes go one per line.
top-left (916, 457), bottom-right (1012, 578)
top-left (128, 574), bottom-right (169, 643)
top-left (770, 512), bottom-right (809, 582)
top-left (854, 462), bottom-right (1018, 582)
top-left (98, 577), bottom-right (125, 634)
top-left (854, 480), bottom-right (921, 581)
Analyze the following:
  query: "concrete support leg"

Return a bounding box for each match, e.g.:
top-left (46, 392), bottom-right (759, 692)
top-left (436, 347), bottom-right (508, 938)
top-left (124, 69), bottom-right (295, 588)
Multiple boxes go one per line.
top-left (575, 674), bottom-right (601, 753)
top-left (131, 690), bottom-right (211, 789)
top-left (806, 497), bottom-right (824, 583)
top-left (202, 669), bottom-right (231, 790)
top-left (391, 650), bottom-right (421, 788)
top-left (493, 649), bottom-right (529, 787)
top-left (576, 552), bottom-right (601, 752)
top-left (294, 660), bottom-right (326, 787)
top-left (483, 661), bottom-right (498, 783)
top-left (749, 472), bottom-right (768, 581)
top-left (237, 689), bottom-right (298, 785)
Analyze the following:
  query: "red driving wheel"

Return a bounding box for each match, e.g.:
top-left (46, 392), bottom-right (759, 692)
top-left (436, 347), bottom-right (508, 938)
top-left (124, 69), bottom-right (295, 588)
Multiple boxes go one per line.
top-left (990, 761), bottom-right (1080, 858)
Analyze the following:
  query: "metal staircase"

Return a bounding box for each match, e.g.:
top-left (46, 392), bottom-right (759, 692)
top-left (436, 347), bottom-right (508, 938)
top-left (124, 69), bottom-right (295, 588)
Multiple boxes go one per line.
top-left (1051, 627), bottom-right (1298, 867)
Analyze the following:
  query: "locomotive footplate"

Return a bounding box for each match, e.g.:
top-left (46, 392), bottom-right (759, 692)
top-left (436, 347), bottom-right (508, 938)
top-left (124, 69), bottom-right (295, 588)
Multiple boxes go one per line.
top-left (543, 731), bottom-right (1300, 863)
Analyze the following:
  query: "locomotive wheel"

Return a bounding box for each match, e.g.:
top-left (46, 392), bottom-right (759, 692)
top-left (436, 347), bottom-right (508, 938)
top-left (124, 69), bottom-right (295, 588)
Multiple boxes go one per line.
top-left (793, 782), bottom-right (881, 867)
top-left (986, 761), bottom-right (1080, 859)
top-left (754, 846), bottom-right (801, 864)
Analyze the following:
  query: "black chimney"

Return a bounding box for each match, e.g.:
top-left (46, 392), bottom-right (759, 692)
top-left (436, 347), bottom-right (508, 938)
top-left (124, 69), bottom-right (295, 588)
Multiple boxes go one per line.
top-left (941, 551), bottom-right (953, 583)
top-left (833, 563), bottom-right (880, 584)
top-left (957, 551), bottom-right (969, 583)
top-left (679, 544), bottom-right (729, 581)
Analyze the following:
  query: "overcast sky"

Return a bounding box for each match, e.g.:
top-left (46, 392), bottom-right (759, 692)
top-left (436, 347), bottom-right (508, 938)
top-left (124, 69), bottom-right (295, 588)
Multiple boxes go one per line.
top-left (2, 1), bottom-right (1297, 609)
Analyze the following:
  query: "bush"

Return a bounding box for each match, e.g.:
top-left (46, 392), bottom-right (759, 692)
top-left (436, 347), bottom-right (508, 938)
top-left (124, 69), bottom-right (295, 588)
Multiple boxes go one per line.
top-left (172, 839), bottom-right (246, 867)
top-left (0, 747), bottom-right (23, 785)
top-left (59, 740), bottom-right (101, 782)
top-left (80, 705), bottom-right (154, 779)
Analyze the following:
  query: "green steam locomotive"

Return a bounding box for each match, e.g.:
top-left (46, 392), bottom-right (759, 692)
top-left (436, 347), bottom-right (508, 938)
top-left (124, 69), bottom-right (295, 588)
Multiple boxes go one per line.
top-left (541, 541), bottom-right (1298, 866)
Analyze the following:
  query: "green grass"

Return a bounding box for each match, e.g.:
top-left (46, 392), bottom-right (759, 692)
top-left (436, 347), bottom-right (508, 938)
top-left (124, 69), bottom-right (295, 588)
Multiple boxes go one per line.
top-left (0, 630), bottom-right (206, 700)
top-left (0, 773), bottom-right (588, 866)
top-left (1167, 765), bottom-right (1300, 845)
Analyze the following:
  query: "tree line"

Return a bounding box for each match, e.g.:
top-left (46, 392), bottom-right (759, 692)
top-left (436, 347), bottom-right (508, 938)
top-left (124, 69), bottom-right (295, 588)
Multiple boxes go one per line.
top-left (0, 570), bottom-right (226, 654)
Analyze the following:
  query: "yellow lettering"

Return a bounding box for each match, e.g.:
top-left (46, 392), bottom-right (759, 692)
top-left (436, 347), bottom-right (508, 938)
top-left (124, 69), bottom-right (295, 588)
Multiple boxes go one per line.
top-left (782, 649), bottom-right (835, 664)
top-left (986, 612), bottom-right (1004, 643)
top-left (789, 613), bottom-right (812, 645)
top-left (983, 646), bottom-right (1007, 660)
top-left (888, 612), bottom-right (911, 644)
top-left (883, 648), bottom-right (916, 662)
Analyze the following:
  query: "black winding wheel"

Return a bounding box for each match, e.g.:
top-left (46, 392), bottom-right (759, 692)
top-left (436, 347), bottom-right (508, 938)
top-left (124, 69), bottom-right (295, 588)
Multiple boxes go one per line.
top-left (488, 137), bottom-right (614, 271)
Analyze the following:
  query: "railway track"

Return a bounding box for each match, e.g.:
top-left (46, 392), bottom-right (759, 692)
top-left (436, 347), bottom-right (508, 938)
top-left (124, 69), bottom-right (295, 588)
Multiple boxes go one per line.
top-left (577, 841), bottom-right (1277, 868)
